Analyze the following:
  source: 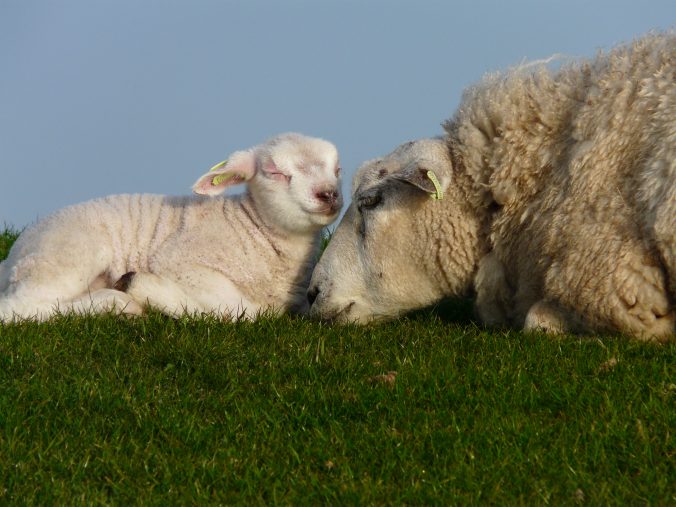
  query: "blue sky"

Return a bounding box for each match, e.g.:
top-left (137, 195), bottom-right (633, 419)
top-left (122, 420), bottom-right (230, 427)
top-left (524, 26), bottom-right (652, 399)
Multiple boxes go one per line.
top-left (1, 0), bottom-right (674, 228)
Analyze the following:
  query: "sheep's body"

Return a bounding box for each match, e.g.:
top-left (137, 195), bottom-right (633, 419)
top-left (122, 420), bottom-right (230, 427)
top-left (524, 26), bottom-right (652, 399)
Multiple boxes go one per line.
top-left (309, 32), bottom-right (675, 340)
top-left (456, 31), bottom-right (676, 337)
top-left (1, 133), bottom-right (342, 321)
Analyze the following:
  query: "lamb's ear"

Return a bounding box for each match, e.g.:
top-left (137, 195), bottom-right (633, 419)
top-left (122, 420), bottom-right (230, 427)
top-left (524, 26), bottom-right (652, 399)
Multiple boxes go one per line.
top-left (192, 150), bottom-right (256, 196)
top-left (391, 164), bottom-right (447, 200)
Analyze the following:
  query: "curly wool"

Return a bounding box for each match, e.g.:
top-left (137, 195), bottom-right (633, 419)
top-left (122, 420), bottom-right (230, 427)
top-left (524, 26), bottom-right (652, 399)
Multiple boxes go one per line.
top-left (445, 32), bottom-right (675, 337)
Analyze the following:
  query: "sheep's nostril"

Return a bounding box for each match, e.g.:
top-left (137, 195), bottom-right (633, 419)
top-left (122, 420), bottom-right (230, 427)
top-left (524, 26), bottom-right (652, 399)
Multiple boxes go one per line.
top-left (307, 285), bottom-right (320, 306)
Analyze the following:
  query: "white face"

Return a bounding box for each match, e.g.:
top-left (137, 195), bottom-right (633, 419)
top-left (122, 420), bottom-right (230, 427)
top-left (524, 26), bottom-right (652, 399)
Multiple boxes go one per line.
top-left (307, 138), bottom-right (477, 323)
top-left (250, 133), bottom-right (343, 234)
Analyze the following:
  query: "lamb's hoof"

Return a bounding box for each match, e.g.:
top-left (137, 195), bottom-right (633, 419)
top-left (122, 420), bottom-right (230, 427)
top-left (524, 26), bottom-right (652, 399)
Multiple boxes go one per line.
top-left (114, 271), bottom-right (136, 292)
top-left (119, 300), bottom-right (144, 317)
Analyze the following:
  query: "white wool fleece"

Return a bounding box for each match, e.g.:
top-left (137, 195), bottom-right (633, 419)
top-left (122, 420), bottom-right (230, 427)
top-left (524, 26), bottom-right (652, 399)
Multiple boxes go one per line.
top-left (0, 132), bottom-right (343, 321)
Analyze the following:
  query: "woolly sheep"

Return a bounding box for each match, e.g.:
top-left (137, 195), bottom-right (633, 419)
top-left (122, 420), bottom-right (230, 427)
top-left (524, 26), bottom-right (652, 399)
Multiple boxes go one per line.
top-left (308, 32), bottom-right (675, 341)
top-left (0, 133), bottom-right (343, 322)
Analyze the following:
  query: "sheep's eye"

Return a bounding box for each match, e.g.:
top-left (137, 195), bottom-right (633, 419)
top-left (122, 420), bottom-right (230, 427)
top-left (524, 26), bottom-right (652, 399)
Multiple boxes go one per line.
top-left (335, 166), bottom-right (341, 177)
top-left (357, 193), bottom-right (382, 212)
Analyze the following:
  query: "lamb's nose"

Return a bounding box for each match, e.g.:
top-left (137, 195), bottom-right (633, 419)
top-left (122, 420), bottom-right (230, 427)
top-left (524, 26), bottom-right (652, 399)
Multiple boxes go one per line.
top-left (316, 189), bottom-right (338, 205)
top-left (307, 285), bottom-right (320, 306)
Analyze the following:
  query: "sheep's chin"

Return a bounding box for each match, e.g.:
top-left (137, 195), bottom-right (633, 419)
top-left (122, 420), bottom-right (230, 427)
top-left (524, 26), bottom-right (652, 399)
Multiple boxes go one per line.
top-left (311, 301), bottom-right (354, 322)
top-left (312, 299), bottom-right (384, 324)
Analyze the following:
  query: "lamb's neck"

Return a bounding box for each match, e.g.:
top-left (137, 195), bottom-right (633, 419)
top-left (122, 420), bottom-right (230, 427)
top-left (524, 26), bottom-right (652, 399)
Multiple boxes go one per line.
top-left (238, 193), bottom-right (319, 261)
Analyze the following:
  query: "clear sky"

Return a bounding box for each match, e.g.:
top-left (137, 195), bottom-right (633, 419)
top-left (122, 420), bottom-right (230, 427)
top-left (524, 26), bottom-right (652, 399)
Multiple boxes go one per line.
top-left (1, 0), bottom-right (674, 228)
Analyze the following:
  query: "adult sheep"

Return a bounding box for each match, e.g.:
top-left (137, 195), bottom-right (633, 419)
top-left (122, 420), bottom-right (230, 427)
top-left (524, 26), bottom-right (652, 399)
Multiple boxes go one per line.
top-left (0, 133), bottom-right (342, 322)
top-left (308, 32), bottom-right (675, 341)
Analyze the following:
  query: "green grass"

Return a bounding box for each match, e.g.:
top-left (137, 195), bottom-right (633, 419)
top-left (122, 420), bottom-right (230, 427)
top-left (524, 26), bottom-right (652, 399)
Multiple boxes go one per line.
top-left (0, 226), bottom-right (20, 260)
top-left (1, 228), bottom-right (674, 505)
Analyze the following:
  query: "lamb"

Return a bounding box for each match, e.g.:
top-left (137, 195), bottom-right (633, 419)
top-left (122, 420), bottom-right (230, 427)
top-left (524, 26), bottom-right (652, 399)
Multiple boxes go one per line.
top-left (308, 32), bottom-right (675, 341)
top-left (0, 132), bottom-right (343, 322)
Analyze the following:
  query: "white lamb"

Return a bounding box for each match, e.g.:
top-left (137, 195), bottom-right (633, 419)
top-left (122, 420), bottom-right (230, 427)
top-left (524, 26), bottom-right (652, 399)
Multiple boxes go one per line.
top-left (0, 133), bottom-right (342, 322)
top-left (308, 32), bottom-right (675, 341)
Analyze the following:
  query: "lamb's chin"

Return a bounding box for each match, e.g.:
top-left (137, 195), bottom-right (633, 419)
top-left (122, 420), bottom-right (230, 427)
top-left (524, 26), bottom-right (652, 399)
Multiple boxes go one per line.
top-left (302, 204), bottom-right (341, 219)
top-left (310, 212), bottom-right (340, 228)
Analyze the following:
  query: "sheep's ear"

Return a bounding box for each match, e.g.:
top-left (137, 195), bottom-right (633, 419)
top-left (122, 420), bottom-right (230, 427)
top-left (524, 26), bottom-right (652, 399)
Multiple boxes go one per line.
top-left (192, 150), bottom-right (256, 196)
top-left (392, 165), bottom-right (446, 200)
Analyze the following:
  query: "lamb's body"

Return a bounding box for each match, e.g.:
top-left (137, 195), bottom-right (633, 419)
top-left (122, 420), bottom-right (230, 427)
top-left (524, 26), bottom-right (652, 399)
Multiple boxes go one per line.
top-left (1, 133), bottom-right (342, 321)
top-left (309, 32), bottom-right (675, 340)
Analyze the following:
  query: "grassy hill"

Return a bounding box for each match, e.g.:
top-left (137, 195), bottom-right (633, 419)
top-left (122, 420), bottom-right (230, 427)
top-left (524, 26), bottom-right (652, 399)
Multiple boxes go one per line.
top-left (0, 228), bottom-right (674, 504)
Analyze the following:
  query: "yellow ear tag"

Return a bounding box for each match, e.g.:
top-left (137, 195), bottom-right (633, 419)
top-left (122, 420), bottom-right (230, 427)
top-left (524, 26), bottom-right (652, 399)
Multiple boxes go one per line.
top-left (209, 159), bottom-right (228, 186)
top-left (209, 159), bottom-right (228, 172)
top-left (427, 170), bottom-right (443, 200)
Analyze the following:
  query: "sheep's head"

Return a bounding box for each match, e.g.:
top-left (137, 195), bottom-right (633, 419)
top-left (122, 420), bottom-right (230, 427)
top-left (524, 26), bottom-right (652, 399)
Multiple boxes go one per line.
top-left (308, 138), bottom-right (482, 323)
top-left (193, 133), bottom-right (342, 234)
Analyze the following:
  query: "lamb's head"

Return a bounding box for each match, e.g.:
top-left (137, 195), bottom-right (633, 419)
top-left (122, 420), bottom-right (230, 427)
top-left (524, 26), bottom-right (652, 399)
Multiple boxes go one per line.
top-left (193, 133), bottom-right (342, 233)
top-left (308, 138), bottom-right (483, 323)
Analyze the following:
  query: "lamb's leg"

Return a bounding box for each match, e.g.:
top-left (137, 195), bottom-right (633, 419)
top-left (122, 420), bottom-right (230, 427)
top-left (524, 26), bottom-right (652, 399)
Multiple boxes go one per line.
top-left (0, 219), bottom-right (119, 321)
top-left (0, 293), bottom-right (54, 322)
top-left (0, 269), bottom-right (106, 322)
top-left (67, 289), bottom-right (143, 317)
top-left (116, 270), bottom-right (261, 319)
top-left (0, 283), bottom-right (142, 322)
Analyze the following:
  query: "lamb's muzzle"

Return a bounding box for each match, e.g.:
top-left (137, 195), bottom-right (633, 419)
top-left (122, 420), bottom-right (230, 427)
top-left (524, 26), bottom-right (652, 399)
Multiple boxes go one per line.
top-left (311, 186), bottom-right (342, 216)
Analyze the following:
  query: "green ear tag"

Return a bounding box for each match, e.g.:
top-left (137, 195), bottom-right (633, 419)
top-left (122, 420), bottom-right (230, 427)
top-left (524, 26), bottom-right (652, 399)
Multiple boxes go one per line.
top-left (426, 170), bottom-right (443, 200)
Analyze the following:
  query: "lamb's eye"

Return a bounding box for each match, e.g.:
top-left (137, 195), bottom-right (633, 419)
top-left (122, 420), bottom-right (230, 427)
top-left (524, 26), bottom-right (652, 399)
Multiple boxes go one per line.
top-left (358, 193), bottom-right (382, 212)
top-left (335, 166), bottom-right (341, 177)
